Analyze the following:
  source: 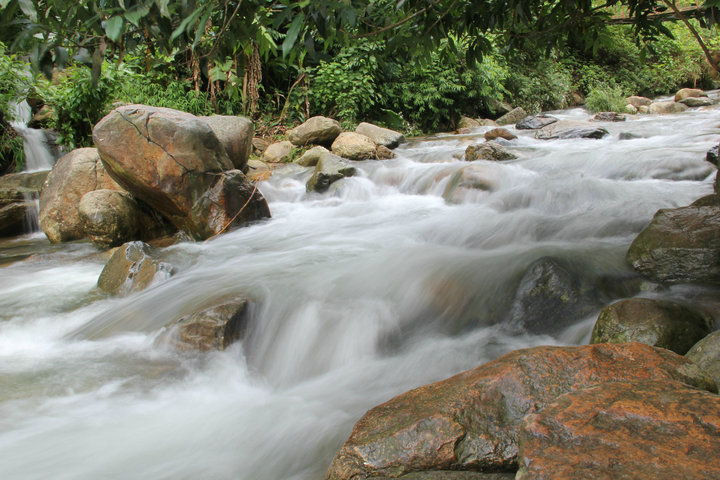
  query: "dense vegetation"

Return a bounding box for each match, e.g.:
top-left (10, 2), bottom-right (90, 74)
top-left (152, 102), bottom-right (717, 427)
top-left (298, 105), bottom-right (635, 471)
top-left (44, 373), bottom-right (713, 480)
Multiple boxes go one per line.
top-left (1, 1), bottom-right (720, 172)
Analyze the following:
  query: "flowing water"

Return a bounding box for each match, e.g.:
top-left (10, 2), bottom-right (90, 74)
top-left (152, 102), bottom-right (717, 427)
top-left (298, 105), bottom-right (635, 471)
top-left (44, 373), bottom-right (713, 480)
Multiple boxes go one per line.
top-left (0, 104), bottom-right (718, 480)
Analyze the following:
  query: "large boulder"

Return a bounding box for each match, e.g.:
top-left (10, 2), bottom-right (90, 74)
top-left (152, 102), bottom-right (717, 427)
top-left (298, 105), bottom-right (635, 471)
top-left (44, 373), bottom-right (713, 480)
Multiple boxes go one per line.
top-left (517, 380), bottom-right (720, 480)
top-left (201, 115), bottom-right (253, 171)
top-left (675, 88), bottom-right (707, 102)
top-left (356, 122), bottom-right (405, 149)
top-left (326, 343), bottom-right (714, 480)
top-left (97, 241), bottom-right (174, 295)
top-left (535, 120), bottom-right (609, 140)
top-left (590, 298), bottom-right (712, 354)
top-left (465, 142), bottom-right (516, 162)
top-left (92, 105), bottom-right (270, 240)
top-left (686, 331), bottom-right (720, 387)
top-left (287, 116), bottom-right (342, 146)
top-left (159, 299), bottom-right (250, 351)
top-left (78, 189), bottom-right (174, 249)
top-left (331, 132), bottom-right (377, 160)
top-left (515, 115), bottom-right (557, 130)
top-left (495, 107), bottom-right (527, 126)
top-left (626, 206), bottom-right (720, 284)
top-left (306, 152), bottom-right (356, 193)
top-left (648, 101), bottom-right (689, 114)
top-left (39, 147), bottom-right (123, 243)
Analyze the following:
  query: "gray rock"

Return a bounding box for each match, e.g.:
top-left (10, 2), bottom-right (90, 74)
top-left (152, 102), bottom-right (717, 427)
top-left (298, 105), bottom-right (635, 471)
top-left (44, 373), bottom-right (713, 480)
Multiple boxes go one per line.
top-left (465, 142), bottom-right (517, 162)
top-left (295, 146), bottom-right (330, 167)
top-left (97, 241), bottom-right (174, 295)
top-left (159, 299), bottom-right (250, 351)
top-left (590, 298), bottom-right (712, 354)
top-left (495, 107), bottom-right (528, 126)
top-left (706, 144), bottom-right (719, 167)
top-left (261, 140), bottom-right (295, 163)
top-left (675, 88), bottom-right (707, 102)
top-left (687, 331), bottom-right (720, 387)
top-left (535, 120), bottom-right (609, 140)
top-left (287, 116), bottom-right (342, 146)
top-left (626, 96), bottom-right (652, 108)
top-left (648, 101), bottom-right (688, 114)
top-left (306, 152), bottom-right (356, 193)
top-left (356, 122), bottom-right (405, 148)
top-left (331, 132), bottom-right (377, 160)
top-left (201, 115), bottom-right (253, 171)
top-left (679, 96), bottom-right (714, 107)
top-left (457, 117), bottom-right (482, 130)
top-left (515, 115), bottom-right (558, 130)
top-left (593, 112), bottom-right (627, 122)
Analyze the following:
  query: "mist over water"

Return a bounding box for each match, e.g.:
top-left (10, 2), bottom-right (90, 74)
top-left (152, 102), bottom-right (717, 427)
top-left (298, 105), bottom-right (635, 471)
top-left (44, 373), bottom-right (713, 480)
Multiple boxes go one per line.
top-left (0, 105), bottom-right (718, 479)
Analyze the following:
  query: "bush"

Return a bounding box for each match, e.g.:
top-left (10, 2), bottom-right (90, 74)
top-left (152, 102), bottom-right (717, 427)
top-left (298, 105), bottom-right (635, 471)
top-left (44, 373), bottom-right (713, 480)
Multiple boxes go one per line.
top-left (585, 84), bottom-right (627, 113)
top-left (0, 43), bottom-right (32, 172)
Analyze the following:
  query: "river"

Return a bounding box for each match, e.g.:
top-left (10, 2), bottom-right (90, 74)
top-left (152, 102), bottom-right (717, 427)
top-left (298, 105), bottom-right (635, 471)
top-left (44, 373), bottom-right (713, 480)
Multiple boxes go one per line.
top-left (0, 104), bottom-right (717, 479)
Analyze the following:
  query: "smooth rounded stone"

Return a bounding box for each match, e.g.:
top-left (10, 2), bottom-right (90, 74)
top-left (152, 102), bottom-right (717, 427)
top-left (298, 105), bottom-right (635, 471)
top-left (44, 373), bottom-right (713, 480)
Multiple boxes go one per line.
top-left (508, 256), bottom-right (597, 334)
top-left (0, 202), bottom-right (35, 236)
top-left (306, 152), bottom-right (356, 193)
top-left (706, 143), bottom-right (719, 167)
top-left (495, 107), bottom-right (527, 126)
top-left (476, 118), bottom-right (498, 127)
top-left (686, 330), bottom-right (720, 387)
top-left (287, 116), bottom-right (342, 146)
top-left (592, 111), bottom-right (626, 122)
top-left (251, 137), bottom-right (269, 155)
top-left (626, 206), bottom-right (720, 284)
top-left (675, 87), bottom-right (707, 102)
top-left (626, 95), bottom-right (652, 108)
top-left (457, 116), bottom-right (482, 129)
top-left (325, 343), bottom-right (715, 480)
top-left (261, 140), bottom-right (295, 163)
top-left (376, 145), bottom-right (396, 160)
top-left (535, 120), bottom-right (609, 140)
top-left (442, 165), bottom-right (501, 203)
top-left (295, 146), bottom-right (330, 167)
top-left (679, 96), bottom-right (714, 107)
top-left (648, 101), bottom-right (689, 114)
top-left (618, 132), bottom-right (641, 140)
top-left (331, 132), bottom-right (377, 160)
top-left (93, 104), bottom-right (267, 240)
top-left (516, 380), bottom-right (720, 480)
top-left (78, 189), bottom-right (174, 250)
top-left (515, 115), bottom-right (557, 130)
top-left (159, 299), bottom-right (250, 351)
top-left (355, 122), bottom-right (405, 148)
top-left (97, 241), bottom-right (175, 295)
top-left (483, 128), bottom-right (516, 141)
top-left (201, 114), bottom-right (253, 171)
top-left (465, 142), bottom-right (516, 162)
top-left (188, 169), bottom-right (271, 240)
top-left (590, 298), bottom-right (712, 354)
top-left (39, 147), bottom-right (124, 243)
top-left (625, 103), bottom-right (638, 114)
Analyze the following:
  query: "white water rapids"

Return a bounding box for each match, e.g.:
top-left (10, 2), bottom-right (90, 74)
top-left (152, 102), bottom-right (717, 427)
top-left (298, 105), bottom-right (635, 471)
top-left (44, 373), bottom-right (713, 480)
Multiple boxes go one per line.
top-left (0, 104), bottom-right (718, 479)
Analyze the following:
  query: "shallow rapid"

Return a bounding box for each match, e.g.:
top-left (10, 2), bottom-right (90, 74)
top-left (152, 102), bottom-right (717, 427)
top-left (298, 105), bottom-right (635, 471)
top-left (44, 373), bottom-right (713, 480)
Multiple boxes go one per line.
top-left (0, 104), bottom-right (718, 480)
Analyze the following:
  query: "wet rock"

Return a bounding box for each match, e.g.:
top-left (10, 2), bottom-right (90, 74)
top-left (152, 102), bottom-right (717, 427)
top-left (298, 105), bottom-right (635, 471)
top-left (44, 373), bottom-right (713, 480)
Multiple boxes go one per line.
top-left (331, 132), bottom-right (377, 160)
top-left (457, 117), bottom-right (482, 130)
top-left (376, 473), bottom-right (514, 480)
top-left (495, 107), bottom-right (527, 126)
top-left (246, 159), bottom-right (271, 182)
top-left (517, 380), bottom-right (720, 480)
top-left (442, 165), bottom-right (501, 203)
top-left (593, 111), bottom-right (626, 122)
top-left (626, 205), bottom-right (720, 284)
top-left (686, 330), bottom-right (720, 387)
top-left (39, 147), bottom-right (124, 243)
top-left (508, 257), bottom-right (597, 334)
top-left (465, 142), bottom-right (516, 162)
top-left (295, 146), bottom-right (330, 167)
top-left (706, 143), bottom-right (719, 167)
top-left (78, 189), bottom-right (175, 250)
top-left (97, 241), bottom-right (174, 295)
top-left (201, 115), bottom-right (253, 171)
top-left (356, 122), bottom-right (405, 149)
top-left (675, 88), bottom-right (707, 102)
top-left (691, 194), bottom-right (720, 207)
top-left (648, 101), bottom-right (688, 114)
top-left (93, 105), bottom-right (270, 240)
top-left (262, 140), bottom-right (294, 163)
top-left (306, 152), bottom-right (356, 193)
top-left (679, 96), bottom-right (714, 107)
top-left (376, 145), bottom-right (396, 160)
top-left (160, 299), bottom-right (250, 351)
top-left (626, 95), bottom-right (652, 108)
top-left (535, 120), bottom-right (609, 140)
top-left (618, 132), bottom-right (641, 140)
top-left (287, 116), bottom-right (342, 146)
top-left (0, 202), bottom-right (34, 236)
top-left (326, 343), bottom-right (715, 480)
top-left (590, 298), bottom-right (712, 354)
top-left (0, 171), bottom-right (49, 237)
top-left (515, 115), bottom-right (557, 130)
top-left (483, 128), bottom-right (516, 141)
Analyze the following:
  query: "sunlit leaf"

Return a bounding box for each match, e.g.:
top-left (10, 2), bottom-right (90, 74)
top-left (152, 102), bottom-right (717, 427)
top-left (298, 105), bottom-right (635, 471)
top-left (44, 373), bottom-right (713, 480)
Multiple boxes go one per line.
top-left (105, 16), bottom-right (124, 42)
top-left (18, 0), bottom-right (37, 22)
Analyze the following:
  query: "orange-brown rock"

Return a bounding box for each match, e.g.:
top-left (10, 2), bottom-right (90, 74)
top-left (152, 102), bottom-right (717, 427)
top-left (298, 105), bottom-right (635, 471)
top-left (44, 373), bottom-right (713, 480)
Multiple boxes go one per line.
top-left (325, 343), bottom-right (715, 480)
top-left (484, 128), bottom-right (517, 141)
top-left (517, 380), bottom-right (720, 480)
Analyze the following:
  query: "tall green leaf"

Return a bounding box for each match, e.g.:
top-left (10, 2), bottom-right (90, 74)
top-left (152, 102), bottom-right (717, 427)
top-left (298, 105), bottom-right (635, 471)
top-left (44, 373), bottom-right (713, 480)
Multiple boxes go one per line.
top-left (282, 13), bottom-right (305, 58)
top-left (105, 16), bottom-right (124, 42)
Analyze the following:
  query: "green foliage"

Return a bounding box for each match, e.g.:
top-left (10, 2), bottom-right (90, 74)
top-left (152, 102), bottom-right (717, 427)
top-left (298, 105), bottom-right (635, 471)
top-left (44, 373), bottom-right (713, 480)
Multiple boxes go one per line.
top-left (585, 84), bottom-right (628, 113)
top-left (0, 121), bottom-right (24, 174)
top-left (504, 57), bottom-right (572, 113)
top-left (0, 43), bottom-right (32, 120)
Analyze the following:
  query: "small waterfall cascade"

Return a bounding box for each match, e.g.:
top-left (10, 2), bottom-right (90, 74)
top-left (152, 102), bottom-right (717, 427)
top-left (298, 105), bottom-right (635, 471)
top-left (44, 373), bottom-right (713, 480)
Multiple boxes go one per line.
top-left (8, 100), bottom-right (58, 232)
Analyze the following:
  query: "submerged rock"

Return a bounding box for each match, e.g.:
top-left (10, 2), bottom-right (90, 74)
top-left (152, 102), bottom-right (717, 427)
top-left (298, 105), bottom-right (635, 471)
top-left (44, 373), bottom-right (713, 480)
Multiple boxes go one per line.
top-left (39, 147), bottom-right (124, 243)
top-left (356, 122), bottom-right (405, 148)
top-left (287, 116), bottom-right (342, 146)
top-left (306, 152), bottom-right (356, 193)
top-left (97, 241), bottom-right (174, 295)
top-left (517, 380), bottom-right (720, 480)
top-left (325, 343), bottom-right (714, 480)
top-left (442, 165), bottom-right (501, 203)
top-left (626, 205), bottom-right (720, 284)
top-left (465, 142), bottom-right (516, 162)
top-left (160, 299), bottom-right (250, 351)
top-left (590, 298), bottom-right (712, 354)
